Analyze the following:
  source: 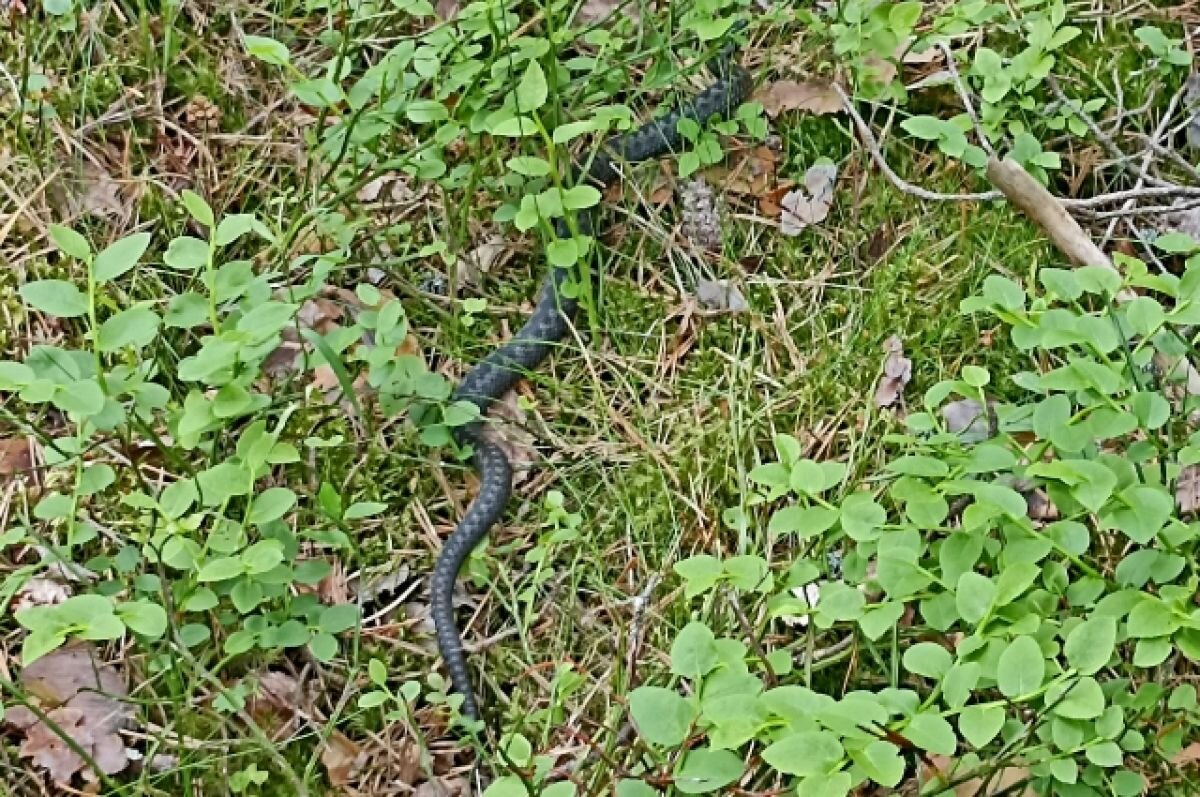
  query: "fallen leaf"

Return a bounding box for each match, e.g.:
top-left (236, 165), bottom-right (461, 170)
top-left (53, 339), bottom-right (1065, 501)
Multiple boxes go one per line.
top-left (321, 730), bottom-right (368, 787)
top-left (780, 162), bottom-right (837, 236)
top-left (1179, 466), bottom-right (1200, 514)
top-left (483, 390), bottom-right (538, 486)
top-left (894, 37), bottom-right (943, 65)
top-left (1174, 741), bottom-right (1200, 766)
top-left (12, 577), bottom-right (72, 612)
top-left (755, 79), bottom-right (843, 118)
top-left (862, 54), bottom-right (898, 86)
top-left (873, 335), bottom-right (911, 408)
top-left (454, 238), bottom-right (511, 290)
top-left (695, 279), bottom-right (749, 313)
top-left (702, 145), bottom-right (781, 197)
top-left (434, 0), bottom-right (460, 18)
top-left (577, 0), bottom-right (637, 24)
top-left (1186, 73), bottom-right (1200, 151)
top-left (0, 436), bottom-right (35, 478)
top-left (942, 398), bottom-right (992, 443)
top-left (78, 164), bottom-right (125, 220)
top-left (5, 645), bottom-right (133, 784)
top-left (296, 297), bottom-right (345, 334)
top-left (414, 778), bottom-right (467, 797)
top-left (681, 178), bottom-right (724, 252)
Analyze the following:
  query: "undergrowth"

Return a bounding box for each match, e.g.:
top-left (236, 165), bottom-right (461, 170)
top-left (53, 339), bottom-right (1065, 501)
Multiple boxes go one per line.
top-left (2, 0), bottom-right (1200, 795)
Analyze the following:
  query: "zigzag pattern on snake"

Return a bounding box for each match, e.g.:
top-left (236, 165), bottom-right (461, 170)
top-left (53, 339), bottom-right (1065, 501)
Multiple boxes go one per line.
top-left (431, 29), bottom-right (752, 723)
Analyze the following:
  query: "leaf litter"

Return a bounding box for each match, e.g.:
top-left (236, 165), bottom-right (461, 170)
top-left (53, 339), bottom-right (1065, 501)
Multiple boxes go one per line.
top-left (873, 335), bottom-right (912, 409)
top-left (780, 161), bottom-right (837, 236)
top-left (754, 79), bottom-right (843, 118)
top-left (4, 644), bottom-right (134, 784)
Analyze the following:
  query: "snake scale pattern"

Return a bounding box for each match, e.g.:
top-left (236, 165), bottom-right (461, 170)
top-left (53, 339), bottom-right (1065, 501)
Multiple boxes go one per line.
top-left (431, 29), bottom-right (752, 723)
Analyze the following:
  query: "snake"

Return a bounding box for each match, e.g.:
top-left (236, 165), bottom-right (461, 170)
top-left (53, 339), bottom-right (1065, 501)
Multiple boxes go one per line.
top-left (430, 26), bottom-right (752, 724)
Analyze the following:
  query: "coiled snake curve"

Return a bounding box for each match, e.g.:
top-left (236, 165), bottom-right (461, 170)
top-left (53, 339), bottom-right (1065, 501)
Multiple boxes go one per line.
top-left (431, 28), bottom-right (752, 724)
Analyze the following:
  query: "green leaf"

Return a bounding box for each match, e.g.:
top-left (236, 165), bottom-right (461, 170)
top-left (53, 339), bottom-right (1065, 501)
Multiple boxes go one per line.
top-left (96, 307), bottom-right (161, 352)
top-left (769, 505), bottom-right (839, 539)
top-left (308, 632), bottom-right (339, 662)
top-left (165, 292), bottom-right (209, 328)
top-left (94, 233), bottom-right (151, 283)
top-left (214, 215), bottom-right (256, 247)
top-left (904, 712), bottom-right (957, 755)
top-left (247, 487), bottom-right (297, 525)
top-left (78, 463), bottom-right (115, 496)
top-left (241, 540), bottom-right (285, 574)
top-left (958, 704), bottom-right (1005, 748)
top-left (20, 280), bottom-right (88, 318)
top-left (515, 59), bottom-right (548, 112)
top-left (1048, 676), bottom-right (1106, 720)
top-left (491, 115), bottom-right (537, 137)
top-left (197, 557), bottom-right (244, 582)
top-left (997, 636), bottom-right (1044, 698)
top-left (1154, 232), bottom-right (1198, 254)
top-left (181, 190), bottom-right (215, 227)
top-left (53, 379), bottom-right (105, 417)
top-left (319, 603), bottom-right (360, 634)
top-left (628, 686), bottom-right (696, 747)
top-left (761, 731), bottom-right (843, 776)
top-left (858, 601), bottom-right (904, 641)
top-left (344, 502), bottom-right (387, 520)
top-left (243, 35), bottom-right (291, 66)
top-left (546, 239), bottom-right (579, 267)
top-left (116, 600), bottom-right (167, 638)
top-left (615, 781), bottom-right (659, 797)
top-left (160, 478), bottom-right (198, 519)
top-left (723, 555), bottom-right (772, 593)
top-left (482, 778), bottom-right (527, 797)
top-left (853, 741), bottom-right (904, 787)
top-left (675, 555), bottom-right (723, 599)
top-left (671, 622), bottom-right (718, 680)
top-left (888, 1), bottom-right (922, 31)
top-left (955, 572), bottom-right (996, 624)
top-left (164, 236), bottom-right (210, 270)
top-left (673, 747), bottom-right (744, 794)
top-left (839, 493), bottom-right (886, 541)
top-left (1086, 740), bottom-right (1123, 767)
top-left (561, 185), bottom-right (602, 210)
top-left (1126, 598), bottom-right (1180, 638)
top-left (902, 642), bottom-right (952, 680)
top-left (506, 156), bottom-right (551, 177)
top-left (49, 225), bottom-right (92, 260)
top-left (1064, 617), bottom-right (1116, 675)
top-left (901, 115), bottom-right (947, 141)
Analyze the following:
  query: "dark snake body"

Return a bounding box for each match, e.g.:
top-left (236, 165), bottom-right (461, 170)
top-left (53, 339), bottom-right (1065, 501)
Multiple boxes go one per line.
top-left (431, 34), bottom-right (751, 723)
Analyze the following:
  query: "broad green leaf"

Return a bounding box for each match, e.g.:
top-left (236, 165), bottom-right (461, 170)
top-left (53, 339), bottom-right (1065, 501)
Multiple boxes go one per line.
top-left (675, 555), bottom-right (723, 599)
top-left (769, 505), bottom-right (838, 538)
top-left (1064, 617), bottom-right (1116, 675)
top-left (116, 600), bottom-right (167, 638)
top-left (96, 307), bottom-right (161, 352)
top-left (628, 686), bottom-right (696, 747)
top-left (515, 59), bottom-right (548, 112)
top-left (958, 704), bottom-right (1005, 748)
top-left (955, 571), bottom-right (996, 624)
top-left (318, 603), bottom-right (360, 634)
top-left (243, 35), bottom-right (291, 66)
top-left (94, 233), bottom-right (151, 282)
top-left (671, 621), bottom-right (718, 680)
top-left (761, 731), bottom-right (843, 776)
top-left (197, 557), bottom-right (244, 582)
top-left (901, 115), bottom-right (946, 141)
top-left (902, 642), bottom-right (952, 680)
top-left (164, 236), bottom-right (210, 270)
top-left (903, 712), bottom-right (957, 755)
top-left (181, 190), bottom-right (215, 227)
top-left (20, 280), bottom-right (88, 317)
top-left (724, 555), bottom-right (772, 593)
top-left (247, 487), bottom-right (297, 524)
top-left (673, 747), bottom-right (743, 794)
top-left (49, 225), bottom-right (92, 260)
top-left (852, 740), bottom-right (904, 787)
top-left (997, 635), bottom-right (1044, 698)
top-left (840, 492), bottom-right (886, 541)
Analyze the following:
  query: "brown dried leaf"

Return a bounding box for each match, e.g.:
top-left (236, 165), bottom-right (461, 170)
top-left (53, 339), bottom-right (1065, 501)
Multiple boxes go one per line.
top-left (942, 399), bottom-right (992, 443)
top-left (78, 164), bottom-right (125, 220)
top-left (455, 239), bottom-right (511, 290)
top-left (414, 778), bottom-right (466, 797)
top-left (321, 731), bottom-right (367, 787)
top-left (0, 436), bottom-right (35, 478)
top-left (921, 754), bottom-right (1036, 796)
top-left (1174, 741), bottom-right (1200, 766)
top-left (862, 54), bottom-right (898, 86)
top-left (695, 280), bottom-right (749, 313)
top-left (780, 163), bottom-right (837, 236)
top-left (8, 645), bottom-right (133, 784)
top-left (13, 577), bottom-right (72, 612)
top-left (873, 335), bottom-right (911, 408)
top-left (577, 0), bottom-right (637, 24)
top-left (755, 79), bottom-right (844, 118)
top-left (434, 0), bottom-right (460, 19)
top-left (483, 391), bottom-right (538, 486)
top-left (1179, 465), bottom-right (1200, 514)
top-left (702, 145), bottom-right (780, 197)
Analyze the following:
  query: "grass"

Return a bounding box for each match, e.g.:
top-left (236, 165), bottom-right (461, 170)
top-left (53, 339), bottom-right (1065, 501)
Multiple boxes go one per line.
top-left (2, 0), bottom-right (1197, 794)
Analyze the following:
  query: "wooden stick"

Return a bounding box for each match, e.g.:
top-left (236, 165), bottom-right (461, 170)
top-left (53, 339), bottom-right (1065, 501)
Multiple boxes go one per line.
top-left (985, 156), bottom-right (1115, 272)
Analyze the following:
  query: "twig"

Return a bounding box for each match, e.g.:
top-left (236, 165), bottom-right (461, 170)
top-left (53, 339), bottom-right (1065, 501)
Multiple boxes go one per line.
top-left (985, 156), bottom-right (1115, 271)
top-left (938, 42), bottom-right (994, 156)
top-left (834, 84), bottom-right (1003, 202)
top-left (1075, 198), bottom-right (1200, 220)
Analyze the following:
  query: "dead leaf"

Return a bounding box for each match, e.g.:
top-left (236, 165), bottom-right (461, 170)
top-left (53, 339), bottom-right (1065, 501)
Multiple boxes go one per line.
top-left (695, 279), bottom-right (749, 313)
top-left (454, 238), bottom-right (511, 290)
top-left (873, 335), bottom-right (911, 408)
top-left (77, 164), bottom-right (125, 220)
top-left (414, 778), bottom-right (466, 797)
top-left (321, 731), bottom-right (368, 787)
top-left (12, 577), bottom-right (72, 612)
top-left (483, 391), bottom-right (538, 486)
top-left (297, 297), bottom-right (344, 334)
top-left (434, 0), bottom-right (460, 19)
top-left (702, 145), bottom-right (781, 197)
top-left (1174, 741), bottom-right (1200, 766)
top-left (755, 79), bottom-right (843, 118)
top-left (862, 54), bottom-right (898, 86)
top-left (780, 162), bottom-right (837, 236)
top-left (577, 0), bottom-right (637, 24)
top-left (942, 398), bottom-right (993, 443)
top-left (894, 37), bottom-right (943, 65)
top-left (0, 436), bottom-right (35, 478)
top-left (1186, 73), bottom-right (1200, 150)
top-left (5, 645), bottom-right (133, 784)
top-left (1179, 465), bottom-right (1200, 514)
